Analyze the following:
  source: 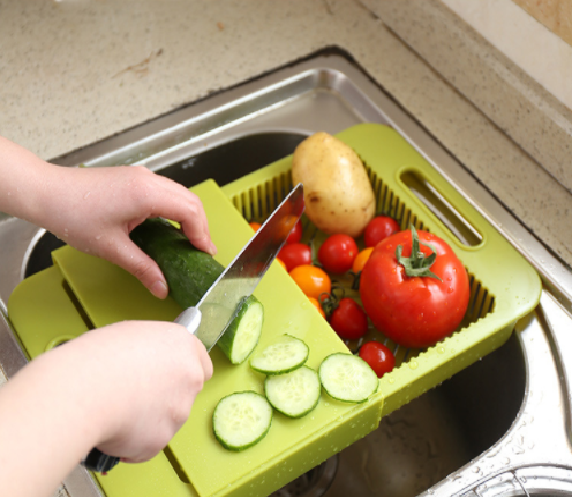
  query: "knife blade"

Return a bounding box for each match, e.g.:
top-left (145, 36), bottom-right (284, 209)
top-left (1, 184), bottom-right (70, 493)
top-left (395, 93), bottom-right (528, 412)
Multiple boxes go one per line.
top-left (175, 183), bottom-right (304, 351)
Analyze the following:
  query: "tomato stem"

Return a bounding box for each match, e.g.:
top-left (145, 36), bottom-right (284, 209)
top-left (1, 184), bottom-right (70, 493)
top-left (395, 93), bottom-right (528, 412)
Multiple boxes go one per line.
top-left (396, 226), bottom-right (442, 281)
top-left (349, 270), bottom-right (361, 291)
top-left (318, 285), bottom-right (345, 318)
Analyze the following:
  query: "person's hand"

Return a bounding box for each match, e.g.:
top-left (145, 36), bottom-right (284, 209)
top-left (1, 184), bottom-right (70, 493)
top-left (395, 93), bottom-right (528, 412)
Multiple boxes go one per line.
top-left (0, 136), bottom-right (216, 298)
top-left (38, 165), bottom-right (218, 298)
top-left (80, 321), bottom-right (213, 462)
top-left (0, 321), bottom-right (213, 497)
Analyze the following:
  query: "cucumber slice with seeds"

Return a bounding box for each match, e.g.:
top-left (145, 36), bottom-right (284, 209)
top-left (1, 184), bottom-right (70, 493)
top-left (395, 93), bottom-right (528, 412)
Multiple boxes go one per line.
top-left (264, 366), bottom-right (320, 418)
top-left (250, 334), bottom-right (309, 375)
top-left (319, 353), bottom-right (378, 403)
top-left (217, 295), bottom-right (264, 364)
top-left (212, 391), bottom-right (272, 451)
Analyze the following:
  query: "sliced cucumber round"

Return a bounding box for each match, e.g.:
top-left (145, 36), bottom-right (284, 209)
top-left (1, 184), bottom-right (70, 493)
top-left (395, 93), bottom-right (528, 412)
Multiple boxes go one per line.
top-left (319, 353), bottom-right (378, 403)
top-left (264, 366), bottom-right (321, 418)
top-left (212, 391), bottom-right (272, 451)
top-left (217, 295), bottom-right (264, 365)
top-left (249, 334), bottom-right (309, 375)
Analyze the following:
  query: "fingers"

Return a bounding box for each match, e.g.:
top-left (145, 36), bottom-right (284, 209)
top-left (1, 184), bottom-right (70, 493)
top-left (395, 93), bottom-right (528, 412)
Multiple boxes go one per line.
top-left (91, 322), bottom-right (214, 464)
top-left (97, 233), bottom-right (169, 299)
top-left (102, 328), bottom-right (213, 464)
top-left (143, 173), bottom-right (217, 256)
top-left (190, 334), bottom-right (214, 381)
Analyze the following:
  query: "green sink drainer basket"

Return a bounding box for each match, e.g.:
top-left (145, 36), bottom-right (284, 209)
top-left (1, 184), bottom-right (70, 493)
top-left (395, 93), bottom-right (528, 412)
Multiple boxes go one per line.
top-left (221, 123), bottom-right (542, 416)
top-left (7, 123), bottom-right (541, 497)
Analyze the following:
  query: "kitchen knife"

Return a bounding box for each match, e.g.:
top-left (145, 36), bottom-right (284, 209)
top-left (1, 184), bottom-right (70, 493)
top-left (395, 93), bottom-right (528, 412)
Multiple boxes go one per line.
top-left (175, 183), bottom-right (304, 349)
top-left (83, 183), bottom-right (304, 473)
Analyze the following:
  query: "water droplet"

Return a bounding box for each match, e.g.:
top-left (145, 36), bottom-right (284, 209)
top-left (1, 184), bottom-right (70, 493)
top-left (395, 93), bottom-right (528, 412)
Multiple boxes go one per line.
top-left (437, 346), bottom-right (445, 354)
top-left (83, 192), bottom-right (91, 199)
top-left (408, 361), bottom-right (418, 370)
top-left (512, 445), bottom-right (525, 455)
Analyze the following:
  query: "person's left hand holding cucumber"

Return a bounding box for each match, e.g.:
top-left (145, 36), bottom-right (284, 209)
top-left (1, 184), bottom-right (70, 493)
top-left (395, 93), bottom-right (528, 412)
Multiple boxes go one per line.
top-left (0, 135), bottom-right (217, 299)
top-left (0, 135), bottom-right (215, 497)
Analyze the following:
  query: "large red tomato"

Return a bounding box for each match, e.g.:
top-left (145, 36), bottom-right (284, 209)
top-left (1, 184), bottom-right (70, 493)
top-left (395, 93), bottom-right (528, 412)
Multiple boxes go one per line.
top-left (359, 227), bottom-right (469, 348)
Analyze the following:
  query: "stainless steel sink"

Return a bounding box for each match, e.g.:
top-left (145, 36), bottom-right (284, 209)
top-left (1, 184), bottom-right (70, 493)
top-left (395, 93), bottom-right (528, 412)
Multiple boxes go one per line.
top-left (0, 48), bottom-right (570, 497)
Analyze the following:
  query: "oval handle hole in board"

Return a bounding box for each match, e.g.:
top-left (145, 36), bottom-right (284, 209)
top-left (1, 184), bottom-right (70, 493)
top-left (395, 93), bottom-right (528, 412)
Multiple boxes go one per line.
top-left (400, 170), bottom-right (482, 247)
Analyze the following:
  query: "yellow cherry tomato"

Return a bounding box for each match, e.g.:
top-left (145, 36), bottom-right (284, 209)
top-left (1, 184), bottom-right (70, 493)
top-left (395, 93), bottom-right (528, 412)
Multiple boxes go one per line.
top-left (352, 247), bottom-right (374, 273)
top-left (289, 265), bottom-right (331, 300)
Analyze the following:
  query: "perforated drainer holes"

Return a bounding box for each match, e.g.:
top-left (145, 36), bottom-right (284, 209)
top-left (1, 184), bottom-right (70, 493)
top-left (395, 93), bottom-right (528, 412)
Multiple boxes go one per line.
top-left (400, 170), bottom-right (482, 247)
top-left (270, 455), bottom-right (339, 497)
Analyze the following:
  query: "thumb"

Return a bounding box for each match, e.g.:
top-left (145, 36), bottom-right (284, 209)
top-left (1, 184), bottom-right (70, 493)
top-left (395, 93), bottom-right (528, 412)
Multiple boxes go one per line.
top-left (104, 237), bottom-right (168, 299)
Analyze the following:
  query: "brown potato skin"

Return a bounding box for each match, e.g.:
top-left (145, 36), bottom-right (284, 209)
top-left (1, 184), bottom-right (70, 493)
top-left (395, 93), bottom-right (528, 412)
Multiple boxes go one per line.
top-left (292, 132), bottom-right (375, 237)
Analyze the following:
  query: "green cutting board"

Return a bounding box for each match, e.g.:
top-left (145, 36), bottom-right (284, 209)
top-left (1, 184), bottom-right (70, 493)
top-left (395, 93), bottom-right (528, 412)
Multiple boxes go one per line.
top-left (8, 179), bottom-right (384, 497)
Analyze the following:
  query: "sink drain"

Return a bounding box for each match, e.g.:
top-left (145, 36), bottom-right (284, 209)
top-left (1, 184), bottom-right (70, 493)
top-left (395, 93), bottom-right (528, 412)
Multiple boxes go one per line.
top-left (270, 455), bottom-right (339, 497)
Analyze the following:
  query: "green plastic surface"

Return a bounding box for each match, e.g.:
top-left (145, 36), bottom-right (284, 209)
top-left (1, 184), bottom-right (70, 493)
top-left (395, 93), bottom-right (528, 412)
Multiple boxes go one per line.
top-left (7, 266), bottom-right (89, 357)
top-left (7, 123), bottom-right (541, 497)
top-left (8, 179), bottom-right (383, 497)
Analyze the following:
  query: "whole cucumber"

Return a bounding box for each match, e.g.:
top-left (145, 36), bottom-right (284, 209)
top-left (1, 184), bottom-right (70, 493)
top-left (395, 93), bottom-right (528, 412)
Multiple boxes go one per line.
top-left (130, 217), bottom-right (224, 309)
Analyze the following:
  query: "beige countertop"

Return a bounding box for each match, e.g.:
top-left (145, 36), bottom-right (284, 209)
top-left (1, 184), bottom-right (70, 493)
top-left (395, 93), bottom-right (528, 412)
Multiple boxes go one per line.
top-left (0, 0), bottom-right (570, 262)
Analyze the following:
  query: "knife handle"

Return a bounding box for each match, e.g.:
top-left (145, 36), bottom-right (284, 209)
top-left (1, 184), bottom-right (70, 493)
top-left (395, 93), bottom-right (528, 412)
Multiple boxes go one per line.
top-left (174, 306), bottom-right (202, 335)
top-left (82, 447), bottom-right (120, 473)
top-left (82, 308), bottom-right (201, 474)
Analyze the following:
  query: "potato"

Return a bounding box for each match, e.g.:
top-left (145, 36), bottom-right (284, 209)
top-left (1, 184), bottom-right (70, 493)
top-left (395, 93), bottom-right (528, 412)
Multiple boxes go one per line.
top-left (292, 132), bottom-right (375, 237)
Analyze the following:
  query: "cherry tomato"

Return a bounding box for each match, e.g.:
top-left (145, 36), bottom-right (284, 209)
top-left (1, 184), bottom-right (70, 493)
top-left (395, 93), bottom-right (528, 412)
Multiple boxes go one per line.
top-left (289, 265), bottom-right (331, 300)
top-left (308, 297), bottom-right (326, 318)
top-left (360, 227), bottom-right (470, 348)
top-left (252, 217), bottom-right (301, 243)
top-left (317, 234), bottom-right (359, 274)
top-left (329, 297), bottom-right (369, 340)
top-left (364, 216), bottom-right (400, 247)
top-left (359, 341), bottom-right (395, 378)
top-left (352, 247), bottom-right (374, 274)
top-left (286, 218), bottom-right (303, 244)
top-left (278, 243), bottom-right (311, 272)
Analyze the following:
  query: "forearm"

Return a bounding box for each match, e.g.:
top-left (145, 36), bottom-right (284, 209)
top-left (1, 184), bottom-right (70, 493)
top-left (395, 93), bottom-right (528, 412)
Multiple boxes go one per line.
top-left (0, 345), bottom-right (106, 497)
top-left (0, 136), bottom-right (57, 225)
